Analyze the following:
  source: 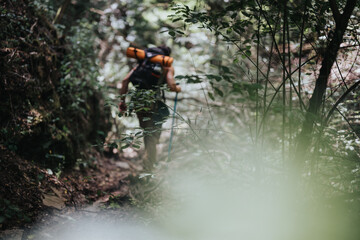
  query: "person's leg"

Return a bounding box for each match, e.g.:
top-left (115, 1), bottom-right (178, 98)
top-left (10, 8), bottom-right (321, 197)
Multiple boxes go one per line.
top-left (137, 111), bottom-right (162, 171)
top-left (143, 126), bottom-right (161, 171)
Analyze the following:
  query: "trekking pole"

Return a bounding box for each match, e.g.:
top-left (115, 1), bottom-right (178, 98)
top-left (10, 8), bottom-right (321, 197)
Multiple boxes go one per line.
top-left (167, 89), bottom-right (179, 162)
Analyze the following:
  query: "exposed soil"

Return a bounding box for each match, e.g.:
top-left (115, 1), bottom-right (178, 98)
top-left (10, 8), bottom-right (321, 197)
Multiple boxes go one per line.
top-left (0, 147), bottom-right (143, 239)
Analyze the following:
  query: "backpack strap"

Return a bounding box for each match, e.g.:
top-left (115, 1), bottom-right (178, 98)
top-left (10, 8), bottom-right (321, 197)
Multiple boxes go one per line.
top-left (162, 55), bottom-right (165, 66)
top-left (133, 48), bottom-right (140, 60)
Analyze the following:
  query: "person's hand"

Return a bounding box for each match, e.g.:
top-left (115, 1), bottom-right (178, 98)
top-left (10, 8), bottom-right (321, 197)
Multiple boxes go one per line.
top-left (175, 85), bottom-right (181, 93)
top-left (119, 102), bottom-right (127, 113)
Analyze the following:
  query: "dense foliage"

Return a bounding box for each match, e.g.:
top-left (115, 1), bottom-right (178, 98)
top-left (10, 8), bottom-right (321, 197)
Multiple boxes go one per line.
top-left (0, 0), bottom-right (109, 226)
top-left (0, 0), bottom-right (109, 170)
top-left (1, 0), bottom-right (360, 236)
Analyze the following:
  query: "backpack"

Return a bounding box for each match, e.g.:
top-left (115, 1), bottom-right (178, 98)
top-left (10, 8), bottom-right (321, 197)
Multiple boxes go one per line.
top-left (129, 47), bottom-right (165, 90)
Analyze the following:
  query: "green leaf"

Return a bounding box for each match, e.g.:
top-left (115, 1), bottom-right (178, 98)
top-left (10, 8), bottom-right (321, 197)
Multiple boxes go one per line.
top-left (109, 142), bottom-right (118, 149)
top-left (121, 144), bottom-right (130, 150)
top-left (221, 66), bottom-right (231, 73)
top-left (214, 87), bottom-right (224, 97)
top-left (45, 154), bottom-right (65, 160)
top-left (208, 92), bottom-right (215, 101)
top-left (175, 75), bottom-right (186, 79)
top-left (206, 74), bottom-right (222, 82)
top-left (168, 30), bottom-right (176, 37)
top-left (172, 18), bottom-right (182, 23)
top-left (132, 144), bottom-right (141, 149)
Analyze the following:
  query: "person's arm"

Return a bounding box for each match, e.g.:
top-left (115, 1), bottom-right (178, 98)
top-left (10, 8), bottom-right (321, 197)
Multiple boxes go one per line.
top-left (119, 67), bottom-right (136, 112)
top-left (164, 66), bottom-right (181, 92)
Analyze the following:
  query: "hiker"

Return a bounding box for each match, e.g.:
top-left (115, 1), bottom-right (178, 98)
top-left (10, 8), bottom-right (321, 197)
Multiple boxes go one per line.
top-left (119, 46), bottom-right (181, 171)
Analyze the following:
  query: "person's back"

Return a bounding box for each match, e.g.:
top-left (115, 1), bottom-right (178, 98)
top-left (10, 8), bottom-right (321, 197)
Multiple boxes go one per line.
top-left (119, 45), bottom-right (181, 171)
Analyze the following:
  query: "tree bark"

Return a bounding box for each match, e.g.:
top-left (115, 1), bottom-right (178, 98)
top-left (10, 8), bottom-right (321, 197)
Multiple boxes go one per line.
top-left (294, 0), bottom-right (358, 168)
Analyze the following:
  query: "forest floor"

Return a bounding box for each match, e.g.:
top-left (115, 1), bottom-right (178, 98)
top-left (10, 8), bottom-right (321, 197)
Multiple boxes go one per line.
top-left (0, 147), bottom-right (148, 240)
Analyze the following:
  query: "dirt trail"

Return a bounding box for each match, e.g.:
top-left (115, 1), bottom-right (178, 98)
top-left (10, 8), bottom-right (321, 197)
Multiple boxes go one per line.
top-left (0, 149), bottom-right (144, 240)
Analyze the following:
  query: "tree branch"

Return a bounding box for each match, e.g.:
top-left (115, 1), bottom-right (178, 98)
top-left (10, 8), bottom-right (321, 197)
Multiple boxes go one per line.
top-left (329, 0), bottom-right (340, 24)
top-left (341, 0), bottom-right (359, 25)
top-left (294, 0), bottom-right (357, 169)
top-left (325, 79), bottom-right (360, 124)
top-left (336, 108), bottom-right (360, 140)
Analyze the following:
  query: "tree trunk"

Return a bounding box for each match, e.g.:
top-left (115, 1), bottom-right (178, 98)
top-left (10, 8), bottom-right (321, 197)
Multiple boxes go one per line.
top-left (294, 0), bottom-right (358, 169)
